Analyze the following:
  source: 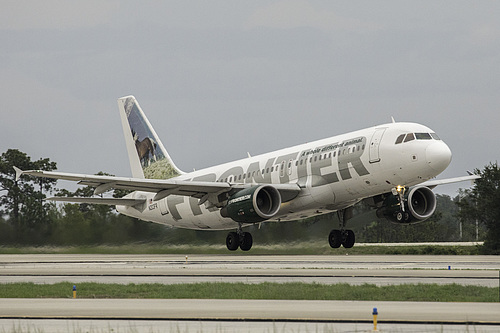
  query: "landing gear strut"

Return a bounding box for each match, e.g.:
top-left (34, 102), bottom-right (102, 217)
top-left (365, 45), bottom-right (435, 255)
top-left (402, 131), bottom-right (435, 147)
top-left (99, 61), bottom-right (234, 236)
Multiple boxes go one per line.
top-left (328, 208), bottom-right (355, 249)
top-left (226, 224), bottom-right (253, 251)
top-left (393, 185), bottom-right (411, 223)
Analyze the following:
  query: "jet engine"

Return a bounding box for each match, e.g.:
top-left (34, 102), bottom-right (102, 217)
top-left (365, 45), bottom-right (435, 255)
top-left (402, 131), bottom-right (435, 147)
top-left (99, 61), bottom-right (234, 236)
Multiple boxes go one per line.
top-left (220, 185), bottom-right (281, 223)
top-left (376, 186), bottom-right (437, 224)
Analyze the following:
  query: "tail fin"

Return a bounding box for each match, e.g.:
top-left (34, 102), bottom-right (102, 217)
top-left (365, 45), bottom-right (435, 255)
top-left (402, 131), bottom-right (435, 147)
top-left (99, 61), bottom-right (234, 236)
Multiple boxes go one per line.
top-left (117, 96), bottom-right (184, 179)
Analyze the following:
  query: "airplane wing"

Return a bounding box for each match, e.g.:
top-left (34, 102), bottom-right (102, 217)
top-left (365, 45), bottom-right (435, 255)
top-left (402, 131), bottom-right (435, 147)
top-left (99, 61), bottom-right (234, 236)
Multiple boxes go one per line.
top-left (14, 167), bottom-right (301, 205)
top-left (419, 173), bottom-right (480, 189)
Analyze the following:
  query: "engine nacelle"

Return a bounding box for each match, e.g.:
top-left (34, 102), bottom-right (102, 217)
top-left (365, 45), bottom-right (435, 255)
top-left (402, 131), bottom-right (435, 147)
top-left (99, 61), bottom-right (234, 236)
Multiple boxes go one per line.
top-left (376, 186), bottom-right (437, 224)
top-left (220, 185), bottom-right (281, 223)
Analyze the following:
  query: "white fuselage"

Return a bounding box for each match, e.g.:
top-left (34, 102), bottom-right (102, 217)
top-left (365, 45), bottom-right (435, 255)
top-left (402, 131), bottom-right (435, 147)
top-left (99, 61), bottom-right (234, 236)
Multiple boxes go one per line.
top-left (117, 122), bottom-right (452, 230)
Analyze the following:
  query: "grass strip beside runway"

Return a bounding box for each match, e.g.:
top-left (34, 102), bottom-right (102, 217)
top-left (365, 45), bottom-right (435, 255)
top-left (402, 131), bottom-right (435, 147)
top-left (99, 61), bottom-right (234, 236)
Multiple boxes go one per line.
top-left (0, 282), bottom-right (497, 302)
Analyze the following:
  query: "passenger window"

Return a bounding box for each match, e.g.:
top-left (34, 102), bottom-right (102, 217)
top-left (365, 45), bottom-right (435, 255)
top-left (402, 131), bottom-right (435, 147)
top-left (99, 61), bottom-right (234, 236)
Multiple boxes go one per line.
top-left (404, 133), bottom-right (415, 142)
top-left (395, 134), bottom-right (405, 144)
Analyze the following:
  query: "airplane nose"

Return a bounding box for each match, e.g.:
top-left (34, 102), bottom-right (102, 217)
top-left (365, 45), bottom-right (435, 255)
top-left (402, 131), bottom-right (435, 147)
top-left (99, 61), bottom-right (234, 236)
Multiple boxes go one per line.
top-left (426, 141), bottom-right (452, 173)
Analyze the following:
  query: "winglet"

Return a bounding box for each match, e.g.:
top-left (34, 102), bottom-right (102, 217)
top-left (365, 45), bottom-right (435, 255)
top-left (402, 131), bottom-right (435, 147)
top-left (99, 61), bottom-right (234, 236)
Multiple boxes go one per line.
top-left (13, 166), bottom-right (23, 182)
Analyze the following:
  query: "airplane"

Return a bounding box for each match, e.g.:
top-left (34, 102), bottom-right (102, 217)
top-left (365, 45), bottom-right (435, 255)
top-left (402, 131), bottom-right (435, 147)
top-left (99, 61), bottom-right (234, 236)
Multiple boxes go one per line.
top-left (15, 96), bottom-right (479, 251)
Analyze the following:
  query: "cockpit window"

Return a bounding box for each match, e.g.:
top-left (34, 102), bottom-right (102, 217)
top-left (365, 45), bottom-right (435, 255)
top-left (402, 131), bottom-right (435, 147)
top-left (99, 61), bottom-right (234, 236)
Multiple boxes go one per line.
top-left (430, 133), bottom-right (441, 140)
top-left (396, 132), bottom-right (441, 144)
top-left (395, 134), bottom-right (405, 144)
top-left (403, 133), bottom-right (415, 142)
top-left (415, 133), bottom-right (432, 140)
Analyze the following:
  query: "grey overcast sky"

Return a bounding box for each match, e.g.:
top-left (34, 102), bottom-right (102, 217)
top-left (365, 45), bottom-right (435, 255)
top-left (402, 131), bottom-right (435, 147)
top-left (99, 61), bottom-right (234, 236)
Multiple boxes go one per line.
top-left (1, 1), bottom-right (499, 196)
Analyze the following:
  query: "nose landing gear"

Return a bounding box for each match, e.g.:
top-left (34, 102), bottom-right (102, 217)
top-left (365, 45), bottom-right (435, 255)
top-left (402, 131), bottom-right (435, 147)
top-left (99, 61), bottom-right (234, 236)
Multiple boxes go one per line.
top-left (393, 185), bottom-right (411, 223)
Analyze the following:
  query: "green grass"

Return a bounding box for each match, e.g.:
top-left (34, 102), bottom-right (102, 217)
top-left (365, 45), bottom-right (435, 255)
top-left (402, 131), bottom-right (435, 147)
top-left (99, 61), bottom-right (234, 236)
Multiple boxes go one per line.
top-left (0, 243), bottom-right (482, 255)
top-left (0, 282), bottom-right (497, 302)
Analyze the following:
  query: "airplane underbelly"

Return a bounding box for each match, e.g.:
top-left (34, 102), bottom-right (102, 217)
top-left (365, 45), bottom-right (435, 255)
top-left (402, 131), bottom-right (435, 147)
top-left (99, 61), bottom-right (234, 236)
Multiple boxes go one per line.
top-left (119, 195), bottom-right (238, 231)
top-left (310, 184), bottom-right (335, 205)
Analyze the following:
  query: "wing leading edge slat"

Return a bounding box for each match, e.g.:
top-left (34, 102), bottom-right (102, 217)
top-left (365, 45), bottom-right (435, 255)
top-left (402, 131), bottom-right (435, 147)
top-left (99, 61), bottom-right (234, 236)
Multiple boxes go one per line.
top-left (46, 197), bottom-right (146, 206)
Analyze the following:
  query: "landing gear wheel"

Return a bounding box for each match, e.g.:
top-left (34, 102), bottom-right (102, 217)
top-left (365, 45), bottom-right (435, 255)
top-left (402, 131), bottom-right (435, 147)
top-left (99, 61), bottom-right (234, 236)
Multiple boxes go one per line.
top-left (226, 232), bottom-right (239, 251)
top-left (396, 211), bottom-right (403, 222)
top-left (342, 229), bottom-right (355, 248)
top-left (396, 211), bottom-right (410, 223)
top-left (328, 229), bottom-right (342, 248)
top-left (239, 232), bottom-right (253, 251)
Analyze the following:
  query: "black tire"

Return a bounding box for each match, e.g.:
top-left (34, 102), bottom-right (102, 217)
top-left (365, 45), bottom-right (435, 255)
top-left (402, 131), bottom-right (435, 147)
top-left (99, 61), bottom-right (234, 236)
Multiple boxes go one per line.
top-left (226, 232), bottom-right (239, 251)
top-left (239, 232), bottom-right (253, 251)
top-left (342, 229), bottom-right (355, 248)
top-left (403, 212), bottom-right (411, 223)
top-left (396, 211), bottom-right (404, 222)
top-left (328, 229), bottom-right (342, 248)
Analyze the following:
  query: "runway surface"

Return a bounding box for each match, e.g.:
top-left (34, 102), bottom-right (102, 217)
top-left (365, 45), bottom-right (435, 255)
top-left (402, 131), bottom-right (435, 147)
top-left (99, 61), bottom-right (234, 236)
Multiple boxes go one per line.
top-left (2, 298), bottom-right (500, 322)
top-left (1, 298), bottom-right (500, 332)
top-left (1, 254), bottom-right (499, 332)
top-left (3, 319), bottom-right (500, 333)
top-left (0, 254), bottom-right (498, 286)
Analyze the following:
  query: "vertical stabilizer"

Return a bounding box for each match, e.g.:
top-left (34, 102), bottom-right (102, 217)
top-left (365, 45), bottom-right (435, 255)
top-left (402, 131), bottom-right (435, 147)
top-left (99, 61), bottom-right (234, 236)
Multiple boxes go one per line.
top-left (117, 96), bottom-right (184, 179)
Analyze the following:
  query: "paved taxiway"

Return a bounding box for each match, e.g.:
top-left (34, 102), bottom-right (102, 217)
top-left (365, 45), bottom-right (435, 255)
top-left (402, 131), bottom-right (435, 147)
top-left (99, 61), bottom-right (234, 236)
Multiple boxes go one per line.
top-left (0, 254), bottom-right (498, 286)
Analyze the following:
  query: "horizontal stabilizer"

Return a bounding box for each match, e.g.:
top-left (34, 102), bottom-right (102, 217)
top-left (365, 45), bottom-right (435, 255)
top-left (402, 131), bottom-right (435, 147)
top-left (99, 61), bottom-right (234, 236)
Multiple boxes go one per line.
top-left (46, 197), bottom-right (146, 206)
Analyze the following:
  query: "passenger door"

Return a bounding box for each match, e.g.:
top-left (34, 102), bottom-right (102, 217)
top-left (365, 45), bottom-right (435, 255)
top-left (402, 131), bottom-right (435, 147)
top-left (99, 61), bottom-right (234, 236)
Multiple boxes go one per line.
top-left (369, 128), bottom-right (386, 163)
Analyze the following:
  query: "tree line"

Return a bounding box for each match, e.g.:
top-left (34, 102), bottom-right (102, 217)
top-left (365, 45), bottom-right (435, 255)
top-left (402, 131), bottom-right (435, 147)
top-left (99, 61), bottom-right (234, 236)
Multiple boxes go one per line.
top-left (1, 149), bottom-right (498, 253)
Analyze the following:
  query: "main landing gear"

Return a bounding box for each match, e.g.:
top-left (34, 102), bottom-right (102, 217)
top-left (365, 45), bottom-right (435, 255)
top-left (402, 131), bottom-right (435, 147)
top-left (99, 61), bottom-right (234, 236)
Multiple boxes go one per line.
top-left (328, 209), bottom-right (355, 249)
top-left (226, 224), bottom-right (253, 251)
